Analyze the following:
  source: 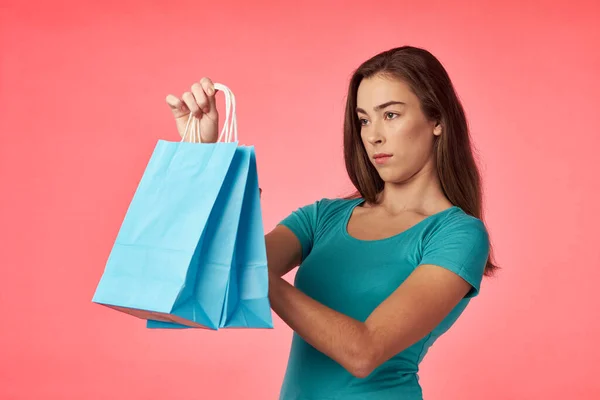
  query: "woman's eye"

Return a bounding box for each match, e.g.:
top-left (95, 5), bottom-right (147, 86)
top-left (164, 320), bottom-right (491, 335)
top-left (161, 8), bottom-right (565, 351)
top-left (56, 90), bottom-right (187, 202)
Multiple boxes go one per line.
top-left (385, 112), bottom-right (398, 120)
top-left (359, 118), bottom-right (369, 126)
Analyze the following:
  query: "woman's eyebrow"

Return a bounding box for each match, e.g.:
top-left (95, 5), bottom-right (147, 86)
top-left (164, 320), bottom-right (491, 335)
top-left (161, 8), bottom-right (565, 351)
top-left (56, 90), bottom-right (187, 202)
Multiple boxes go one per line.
top-left (356, 101), bottom-right (406, 114)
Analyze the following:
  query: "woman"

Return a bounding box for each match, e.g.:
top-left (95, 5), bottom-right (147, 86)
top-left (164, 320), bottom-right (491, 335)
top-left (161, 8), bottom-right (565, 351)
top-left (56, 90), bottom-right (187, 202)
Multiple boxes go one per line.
top-left (166, 45), bottom-right (497, 400)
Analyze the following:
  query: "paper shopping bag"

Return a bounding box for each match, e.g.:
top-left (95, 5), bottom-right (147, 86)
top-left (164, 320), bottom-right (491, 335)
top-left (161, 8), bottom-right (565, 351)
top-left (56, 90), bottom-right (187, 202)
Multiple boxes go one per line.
top-left (146, 146), bottom-right (272, 330)
top-left (93, 83), bottom-right (272, 330)
top-left (92, 139), bottom-right (238, 329)
top-left (220, 146), bottom-right (272, 328)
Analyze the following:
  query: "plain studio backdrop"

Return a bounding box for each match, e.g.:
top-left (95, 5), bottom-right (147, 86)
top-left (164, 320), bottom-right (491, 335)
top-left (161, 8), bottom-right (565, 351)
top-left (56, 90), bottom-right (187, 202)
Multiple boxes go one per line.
top-left (1, 0), bottom-right (599, 399)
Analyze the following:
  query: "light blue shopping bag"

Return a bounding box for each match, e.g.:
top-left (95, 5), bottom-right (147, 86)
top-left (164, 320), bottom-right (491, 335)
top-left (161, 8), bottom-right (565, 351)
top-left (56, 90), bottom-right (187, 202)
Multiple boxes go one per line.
top-left (220, 146), bottom-right (272, 328)
top-left (146, 145), bottom-right (272, 330)
top-left (93, 83), bottom-right (272, 330)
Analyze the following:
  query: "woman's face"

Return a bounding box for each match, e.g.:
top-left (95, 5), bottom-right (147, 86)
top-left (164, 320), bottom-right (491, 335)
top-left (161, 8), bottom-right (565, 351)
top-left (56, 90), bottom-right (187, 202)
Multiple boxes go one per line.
top-left (356, 74), bottom-right (442, 184)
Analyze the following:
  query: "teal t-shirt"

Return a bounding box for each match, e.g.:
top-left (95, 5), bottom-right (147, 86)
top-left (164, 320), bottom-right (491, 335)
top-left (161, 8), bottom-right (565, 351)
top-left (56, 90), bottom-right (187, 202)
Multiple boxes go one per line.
top-left (277, 197), bottom-right (490, 400)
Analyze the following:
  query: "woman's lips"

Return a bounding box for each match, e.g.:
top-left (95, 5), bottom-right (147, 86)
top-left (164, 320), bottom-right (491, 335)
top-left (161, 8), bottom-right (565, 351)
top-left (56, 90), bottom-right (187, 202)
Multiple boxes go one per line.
top-left (373, 153), bottom-right (393, 165)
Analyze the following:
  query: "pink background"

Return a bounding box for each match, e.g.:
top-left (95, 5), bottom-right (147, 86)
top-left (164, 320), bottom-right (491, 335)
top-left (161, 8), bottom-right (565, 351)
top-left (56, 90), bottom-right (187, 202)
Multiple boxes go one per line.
top-left (1, 0), bottom-right (599, 399)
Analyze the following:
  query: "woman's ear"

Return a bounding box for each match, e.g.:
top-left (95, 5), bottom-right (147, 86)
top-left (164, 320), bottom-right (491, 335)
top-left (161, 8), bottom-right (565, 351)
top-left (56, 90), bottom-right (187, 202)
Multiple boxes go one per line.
top-left (433, 122), bottom-right (443, 136)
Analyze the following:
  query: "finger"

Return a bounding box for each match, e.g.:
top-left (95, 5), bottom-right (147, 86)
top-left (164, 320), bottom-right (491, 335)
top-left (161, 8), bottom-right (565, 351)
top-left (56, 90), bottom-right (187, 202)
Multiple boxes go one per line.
top-left (200, 77), bottom-right (216, 97)
top-left (181, 91), bottom-right (202, 118)
top-left (200, 77), bottom-right (218, 115)
top-left (191, 82), bottom-right (210, 114)
top-left (165, 94), bottom-right (190, 117)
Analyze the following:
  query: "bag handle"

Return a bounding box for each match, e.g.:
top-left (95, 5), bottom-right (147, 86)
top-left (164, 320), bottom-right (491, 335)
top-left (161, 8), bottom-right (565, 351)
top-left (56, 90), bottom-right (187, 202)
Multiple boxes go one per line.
top-left (180, 83), bottom-right (238, 143)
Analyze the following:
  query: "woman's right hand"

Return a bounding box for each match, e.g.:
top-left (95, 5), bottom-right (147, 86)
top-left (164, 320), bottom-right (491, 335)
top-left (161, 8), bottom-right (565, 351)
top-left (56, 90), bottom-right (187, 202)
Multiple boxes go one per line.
top-left (165, 77), bottom-right (219, 143)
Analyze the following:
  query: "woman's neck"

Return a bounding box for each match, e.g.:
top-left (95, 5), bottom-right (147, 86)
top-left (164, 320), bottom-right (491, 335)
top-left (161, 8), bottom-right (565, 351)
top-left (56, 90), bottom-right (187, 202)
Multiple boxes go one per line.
top-left (374, 164), bottom-right (452, 216)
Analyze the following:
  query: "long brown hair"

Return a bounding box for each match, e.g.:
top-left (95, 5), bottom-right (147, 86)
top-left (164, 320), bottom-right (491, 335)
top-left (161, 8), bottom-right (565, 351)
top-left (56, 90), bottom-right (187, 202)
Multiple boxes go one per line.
top-left (343, 46), bottom-right (498, 276)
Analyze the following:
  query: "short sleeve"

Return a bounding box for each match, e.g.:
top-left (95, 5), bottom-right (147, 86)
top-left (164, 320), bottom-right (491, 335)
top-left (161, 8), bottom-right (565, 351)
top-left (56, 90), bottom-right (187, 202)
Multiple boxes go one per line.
top-left (278, 201), bottom-right (320, 262)
top-left (419, 216), bottom-right (490, 298)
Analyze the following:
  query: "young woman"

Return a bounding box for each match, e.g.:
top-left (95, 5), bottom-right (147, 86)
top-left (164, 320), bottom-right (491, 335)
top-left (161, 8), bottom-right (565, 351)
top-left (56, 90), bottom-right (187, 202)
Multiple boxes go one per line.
top-left (166, 45), bottom-right (497, 400)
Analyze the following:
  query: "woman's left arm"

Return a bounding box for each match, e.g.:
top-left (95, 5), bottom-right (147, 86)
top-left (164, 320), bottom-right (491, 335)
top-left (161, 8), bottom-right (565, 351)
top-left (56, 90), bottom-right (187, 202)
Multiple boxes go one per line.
top-left (268, 265), bottom-right (471, 378)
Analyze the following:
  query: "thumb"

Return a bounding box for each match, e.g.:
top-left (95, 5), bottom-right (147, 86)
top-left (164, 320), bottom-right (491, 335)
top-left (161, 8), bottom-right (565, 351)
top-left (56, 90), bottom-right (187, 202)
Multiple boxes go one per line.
top-left (166, 94), bottom-right (190, 119)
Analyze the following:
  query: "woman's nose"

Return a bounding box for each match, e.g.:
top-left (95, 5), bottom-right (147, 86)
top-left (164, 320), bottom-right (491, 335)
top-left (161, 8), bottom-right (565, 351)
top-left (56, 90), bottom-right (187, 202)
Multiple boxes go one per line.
top-left (367, 127), bottom-right (385, 145)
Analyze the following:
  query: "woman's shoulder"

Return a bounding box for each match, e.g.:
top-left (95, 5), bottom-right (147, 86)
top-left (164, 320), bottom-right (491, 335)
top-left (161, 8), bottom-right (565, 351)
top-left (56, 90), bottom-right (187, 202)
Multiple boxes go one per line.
top-left (310, 196), bottom-right (363, 217)
top-left (287, 196), bottom-right (362, 232)
top-left (423, 206), bottom-right (489, 244)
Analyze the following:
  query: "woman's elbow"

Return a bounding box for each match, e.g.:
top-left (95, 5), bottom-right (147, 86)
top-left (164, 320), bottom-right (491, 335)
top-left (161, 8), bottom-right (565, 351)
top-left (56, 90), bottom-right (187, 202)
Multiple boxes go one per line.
top-left (347, 353), bottom-right (377, 379)
top-left (345, 341), bottom-right (380, 379)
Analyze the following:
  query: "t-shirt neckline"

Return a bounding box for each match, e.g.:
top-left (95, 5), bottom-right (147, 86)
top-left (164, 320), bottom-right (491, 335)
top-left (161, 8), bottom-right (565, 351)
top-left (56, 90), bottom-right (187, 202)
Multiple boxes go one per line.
top-left (341, 198), bottom-right (459, 244)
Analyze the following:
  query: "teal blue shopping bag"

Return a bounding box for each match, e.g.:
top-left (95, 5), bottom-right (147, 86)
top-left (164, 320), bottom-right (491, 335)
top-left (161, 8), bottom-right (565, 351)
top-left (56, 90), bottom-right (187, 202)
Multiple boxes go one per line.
top-left (146, 145), bottom-right (273, 330)
top-left (93, 83), bottom-right (272, 330)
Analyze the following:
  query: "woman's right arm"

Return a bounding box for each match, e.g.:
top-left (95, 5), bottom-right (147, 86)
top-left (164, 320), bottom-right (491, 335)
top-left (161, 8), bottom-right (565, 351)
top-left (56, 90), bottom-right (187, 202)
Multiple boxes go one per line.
top-left (265, 225), bottom-right (302, 278)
